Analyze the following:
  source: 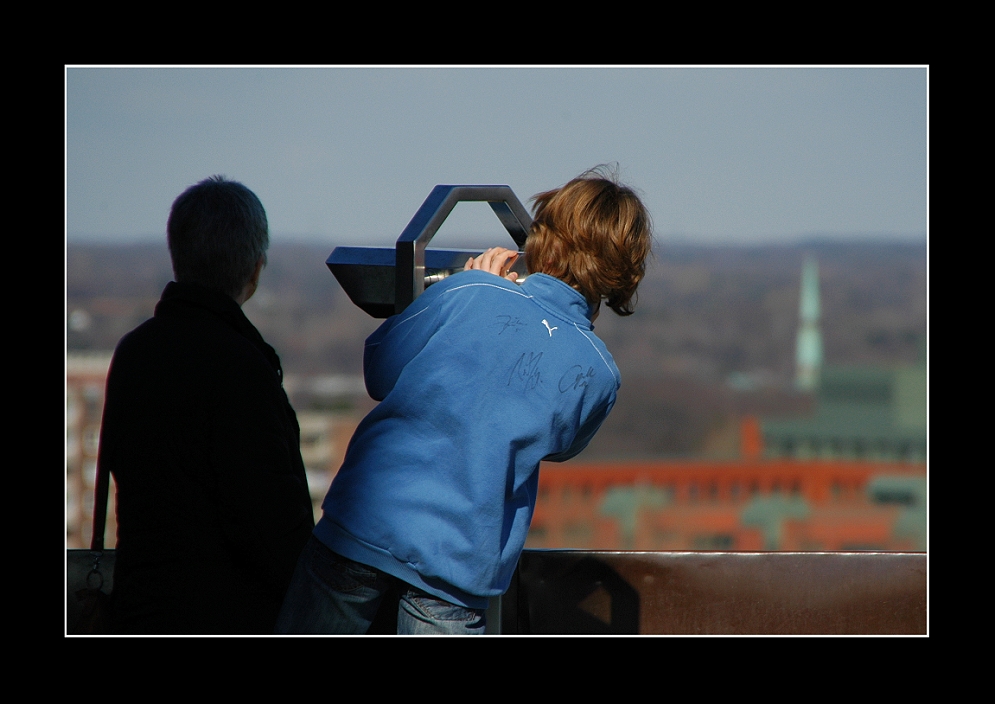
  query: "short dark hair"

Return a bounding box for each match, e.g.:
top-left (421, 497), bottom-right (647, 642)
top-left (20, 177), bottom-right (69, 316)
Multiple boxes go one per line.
top-left (526, 166), bottom-right (652, 316)
top-left (167, 175), bottom-right (269, 299)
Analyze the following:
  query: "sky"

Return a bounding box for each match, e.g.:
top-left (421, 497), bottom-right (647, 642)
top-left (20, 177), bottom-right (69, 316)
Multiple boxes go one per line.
top-left (65, 66), bottom-right (927, 248)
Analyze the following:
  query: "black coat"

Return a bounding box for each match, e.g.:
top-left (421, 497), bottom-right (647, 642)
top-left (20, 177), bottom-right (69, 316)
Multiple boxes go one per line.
top-left (99, 281), bottom-right (315, 634)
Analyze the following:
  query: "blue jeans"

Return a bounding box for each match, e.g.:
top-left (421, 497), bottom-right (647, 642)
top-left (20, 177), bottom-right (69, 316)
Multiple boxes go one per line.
top-left (275, 536), bottom-right (487, 635)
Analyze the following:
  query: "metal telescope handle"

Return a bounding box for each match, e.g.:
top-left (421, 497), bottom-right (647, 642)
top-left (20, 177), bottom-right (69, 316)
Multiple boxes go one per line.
top-left (394, 185), bottom-right (532, 314)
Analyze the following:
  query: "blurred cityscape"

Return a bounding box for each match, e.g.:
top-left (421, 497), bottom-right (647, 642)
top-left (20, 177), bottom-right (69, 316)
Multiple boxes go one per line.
top-left (67, 240), bottom-right (926, 551)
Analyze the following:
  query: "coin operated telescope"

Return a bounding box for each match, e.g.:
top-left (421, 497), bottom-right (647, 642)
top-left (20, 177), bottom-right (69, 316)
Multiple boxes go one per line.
top-left (327, 185), bottom-right (532, 317)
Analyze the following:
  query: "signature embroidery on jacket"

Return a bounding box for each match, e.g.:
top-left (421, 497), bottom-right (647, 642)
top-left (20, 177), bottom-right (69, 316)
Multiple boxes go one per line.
top-left (508, 351), bottom-right (543, 391)
top-left (558, 365), bottom-right (596, 393)
top-left (542, 319), bottom-right (558, 337)
top-left (492, 314), bottom-right (527, 335)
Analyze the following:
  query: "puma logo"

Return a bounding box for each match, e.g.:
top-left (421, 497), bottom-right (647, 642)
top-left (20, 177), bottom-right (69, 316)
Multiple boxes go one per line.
top-left (542, 319), bottom-right (558, 337)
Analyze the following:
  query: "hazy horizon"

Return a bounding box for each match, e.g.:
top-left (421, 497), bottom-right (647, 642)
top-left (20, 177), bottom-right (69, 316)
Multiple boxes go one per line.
top-left (66, 231), bottom-right (927, 247)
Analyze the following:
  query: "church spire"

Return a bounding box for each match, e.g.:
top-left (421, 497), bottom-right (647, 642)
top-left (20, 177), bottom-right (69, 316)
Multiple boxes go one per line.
top-left (795, 256), bottom-right (823, 391)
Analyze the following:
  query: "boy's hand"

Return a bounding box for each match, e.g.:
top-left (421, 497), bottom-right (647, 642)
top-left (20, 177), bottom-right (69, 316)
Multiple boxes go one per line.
top-left (465, 247), bottom-right (520, 282)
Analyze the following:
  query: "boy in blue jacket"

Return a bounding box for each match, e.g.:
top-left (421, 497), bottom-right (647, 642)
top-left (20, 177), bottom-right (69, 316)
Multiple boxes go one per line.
top-left (276, 167), bottom-right (653, 634)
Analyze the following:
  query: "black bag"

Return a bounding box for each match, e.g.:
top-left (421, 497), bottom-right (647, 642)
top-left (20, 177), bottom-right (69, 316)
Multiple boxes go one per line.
top-left (67, 455), bottom-right (114, 634)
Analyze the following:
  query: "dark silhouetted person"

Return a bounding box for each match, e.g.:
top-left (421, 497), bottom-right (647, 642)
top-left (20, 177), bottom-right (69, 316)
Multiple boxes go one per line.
top-left (99, 176), bottom-right (315, 634)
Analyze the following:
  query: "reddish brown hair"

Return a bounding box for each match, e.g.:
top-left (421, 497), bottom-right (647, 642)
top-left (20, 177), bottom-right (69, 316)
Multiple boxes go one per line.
top-left (526, 167), bottom-right (652, 316)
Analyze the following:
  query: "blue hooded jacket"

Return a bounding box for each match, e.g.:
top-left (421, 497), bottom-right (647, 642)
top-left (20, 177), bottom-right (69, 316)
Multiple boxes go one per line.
top-left (314, 271), bottom-right (619, 608)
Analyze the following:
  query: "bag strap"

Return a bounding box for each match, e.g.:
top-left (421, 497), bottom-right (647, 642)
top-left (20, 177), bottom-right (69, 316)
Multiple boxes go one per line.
top-left (90, 458), bottom-right (109, 552)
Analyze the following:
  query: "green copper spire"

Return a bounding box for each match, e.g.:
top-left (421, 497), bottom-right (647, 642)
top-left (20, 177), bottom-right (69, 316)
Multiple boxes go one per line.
top-left (795, 256), bottom-right (823, 391)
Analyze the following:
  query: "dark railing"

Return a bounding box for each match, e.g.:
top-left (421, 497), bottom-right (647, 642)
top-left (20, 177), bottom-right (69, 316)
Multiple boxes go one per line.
top-left (68, 548), bottom-right (926, 634)
top-left (492, 549), bottom-right (926, 635)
